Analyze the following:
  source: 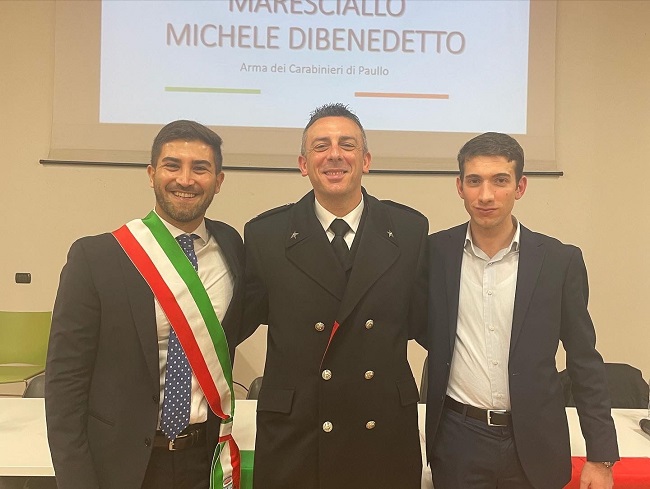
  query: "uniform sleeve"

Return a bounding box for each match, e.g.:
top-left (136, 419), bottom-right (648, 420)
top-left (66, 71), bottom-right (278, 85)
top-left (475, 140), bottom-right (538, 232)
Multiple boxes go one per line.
top-left (408, 216), bottom-right (429, 348)
top-left (560, 247), bottom-right (619, 462)
top-left (45, 239), bottom-right (101, 489)
top-left (239, 222), bottom-right (269, 344)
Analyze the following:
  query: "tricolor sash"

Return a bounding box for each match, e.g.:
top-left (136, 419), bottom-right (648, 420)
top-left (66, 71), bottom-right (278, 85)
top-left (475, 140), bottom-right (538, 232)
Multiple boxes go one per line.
top-left (113, 212), bottom-right (240, 489)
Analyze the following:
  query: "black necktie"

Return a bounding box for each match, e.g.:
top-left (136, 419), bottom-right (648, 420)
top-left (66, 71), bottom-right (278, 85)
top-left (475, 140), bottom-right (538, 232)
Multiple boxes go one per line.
top-left (330, 219), bottom-right (351, 267)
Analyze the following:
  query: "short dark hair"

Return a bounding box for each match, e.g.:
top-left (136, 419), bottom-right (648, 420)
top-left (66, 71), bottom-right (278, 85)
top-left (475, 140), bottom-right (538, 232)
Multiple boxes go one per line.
top-left (301, 103), bottom-right (368, 155)
top-left (457, 132), bottom-right (524, 182)
top-left (151, 120), bottom-right (223, 171)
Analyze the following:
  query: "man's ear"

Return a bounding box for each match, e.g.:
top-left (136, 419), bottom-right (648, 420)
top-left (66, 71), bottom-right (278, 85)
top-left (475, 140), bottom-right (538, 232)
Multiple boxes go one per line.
top-left (147, 164), bottom-right (155, 188)
top-left (515, 175), bottom-right (528, 200)
top-left (298, 155), bottom-right (308, 177)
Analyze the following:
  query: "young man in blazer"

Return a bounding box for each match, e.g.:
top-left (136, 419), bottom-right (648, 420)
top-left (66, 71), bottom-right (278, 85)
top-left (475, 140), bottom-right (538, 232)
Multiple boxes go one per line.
top-left (45, 120), bottom-right (244, 489)
top-left (242, 103), bottom-right (428, 488)
top-left (425, 132), bottom-right (618, 489)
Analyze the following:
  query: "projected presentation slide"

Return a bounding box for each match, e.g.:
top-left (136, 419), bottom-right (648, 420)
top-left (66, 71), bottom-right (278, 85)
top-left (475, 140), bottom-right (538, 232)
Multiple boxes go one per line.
top-left (100, 0), bottom-right (530, 134)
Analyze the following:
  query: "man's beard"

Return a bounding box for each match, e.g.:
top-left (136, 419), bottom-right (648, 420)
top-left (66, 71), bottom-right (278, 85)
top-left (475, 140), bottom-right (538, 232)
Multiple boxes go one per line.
top-left (155, 186), bottom-right (214, 223)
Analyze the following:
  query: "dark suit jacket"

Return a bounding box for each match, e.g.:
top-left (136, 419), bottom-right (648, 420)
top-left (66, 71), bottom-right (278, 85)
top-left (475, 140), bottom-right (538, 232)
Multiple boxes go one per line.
top-left (425, 223), bottom-right (619, 489)
top-left (45, 219), bottom-right (244, 489)
top-left (242, 190), bottom-right (428, 489)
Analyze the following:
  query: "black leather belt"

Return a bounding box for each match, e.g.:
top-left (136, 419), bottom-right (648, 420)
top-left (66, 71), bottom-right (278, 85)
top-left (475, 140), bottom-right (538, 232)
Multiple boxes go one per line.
top-left (445, 396), bottom-right (512, 427)
top-left (154, 423), bottom-right (207, 451)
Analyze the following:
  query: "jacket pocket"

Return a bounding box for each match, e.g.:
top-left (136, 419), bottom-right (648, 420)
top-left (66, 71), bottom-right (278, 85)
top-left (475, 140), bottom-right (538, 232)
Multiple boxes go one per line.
top-left (396, 378), bottom-right (420, 407)
top-left (87, 409), bottom-right (115, 427)
top-left (257, 387), bottom-right (294, 414)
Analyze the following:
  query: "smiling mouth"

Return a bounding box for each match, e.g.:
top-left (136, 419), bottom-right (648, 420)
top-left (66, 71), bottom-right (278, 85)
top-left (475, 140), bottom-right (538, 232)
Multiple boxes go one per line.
top-left (324, 169), bottom-right (347, 177)
top-left (172, 191), bottom-right (197, 199)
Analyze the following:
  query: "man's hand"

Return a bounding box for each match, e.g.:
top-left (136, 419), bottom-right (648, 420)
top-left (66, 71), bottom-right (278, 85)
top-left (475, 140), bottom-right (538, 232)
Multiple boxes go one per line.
top-left (580, 461), bottom-right (614, 489)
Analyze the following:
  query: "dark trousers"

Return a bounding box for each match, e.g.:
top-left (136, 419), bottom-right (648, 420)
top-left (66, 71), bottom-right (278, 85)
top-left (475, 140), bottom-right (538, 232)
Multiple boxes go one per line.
top-left (431, 407), bottom-right (536, 489)
top-left (142, 444), bottom-right (211, 489)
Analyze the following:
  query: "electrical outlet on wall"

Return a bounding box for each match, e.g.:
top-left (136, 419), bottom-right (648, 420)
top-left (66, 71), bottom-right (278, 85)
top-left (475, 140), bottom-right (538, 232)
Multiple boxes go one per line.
top-left (15, 273), bottom-right (31, 284)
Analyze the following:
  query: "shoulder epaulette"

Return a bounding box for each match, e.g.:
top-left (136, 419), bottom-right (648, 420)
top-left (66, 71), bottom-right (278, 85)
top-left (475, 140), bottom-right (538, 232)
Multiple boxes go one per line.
top-left (249, 203), bottom-right (294, 222)
top-left (381, 200), bottom-right (426, 219)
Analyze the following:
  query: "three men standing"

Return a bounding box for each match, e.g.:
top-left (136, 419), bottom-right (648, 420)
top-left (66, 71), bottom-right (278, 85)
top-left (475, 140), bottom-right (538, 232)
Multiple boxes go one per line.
top-left (45, 115), bottom-right (619, 489)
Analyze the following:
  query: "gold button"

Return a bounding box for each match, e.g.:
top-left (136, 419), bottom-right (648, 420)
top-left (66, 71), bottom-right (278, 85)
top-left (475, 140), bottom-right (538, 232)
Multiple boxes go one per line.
top-left (365, 420), bottom-right (376, 430)
top-left (321, 369), bottom-right (332, 381)
top-left (365, 319), bottom-right (374, 330)
top-left (364, 370), bottom-right (374, 380)
top-left (323, 421), bottom-right (333, 432)
top-left (314, 322), bottom-right (325, 332)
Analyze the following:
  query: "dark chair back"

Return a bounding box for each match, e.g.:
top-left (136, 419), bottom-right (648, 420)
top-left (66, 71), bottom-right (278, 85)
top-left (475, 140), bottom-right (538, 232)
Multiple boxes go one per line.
top-left (559, 362), bottom-right (649, 409)
top-left (23, 373), bottom-right (45, 398)
top-left (419, 357), bottom-right (428, 403)
top-left (247, 376), bottom-right (263, 400)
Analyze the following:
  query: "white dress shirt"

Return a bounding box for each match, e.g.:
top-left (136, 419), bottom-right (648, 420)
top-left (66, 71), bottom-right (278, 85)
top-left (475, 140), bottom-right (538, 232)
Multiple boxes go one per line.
top-left (314, 197), bottom-right (364, 248)
top-left (447, 219), bottom-right (521, 411)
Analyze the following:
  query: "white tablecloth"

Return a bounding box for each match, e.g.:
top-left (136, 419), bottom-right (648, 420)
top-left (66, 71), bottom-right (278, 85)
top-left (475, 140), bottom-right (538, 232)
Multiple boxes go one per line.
top-left (1, 398), bottom-right (648, 485)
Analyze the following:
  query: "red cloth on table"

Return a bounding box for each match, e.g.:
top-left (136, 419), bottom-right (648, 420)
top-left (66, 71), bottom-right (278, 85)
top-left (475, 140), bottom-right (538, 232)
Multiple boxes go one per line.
top-left (564, 457), bottom-right (650, 489)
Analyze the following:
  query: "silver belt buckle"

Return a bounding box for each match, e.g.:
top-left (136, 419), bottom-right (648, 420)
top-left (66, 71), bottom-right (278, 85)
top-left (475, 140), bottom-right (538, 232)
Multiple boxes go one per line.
top-left (167, 432), bottom-right (189, 451)
top-left (487, 409), bottom-right (508, 426)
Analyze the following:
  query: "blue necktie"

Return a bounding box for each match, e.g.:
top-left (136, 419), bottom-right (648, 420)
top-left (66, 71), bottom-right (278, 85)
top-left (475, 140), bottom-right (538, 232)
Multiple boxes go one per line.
top-left (160, 234), bottom-right (198, 440)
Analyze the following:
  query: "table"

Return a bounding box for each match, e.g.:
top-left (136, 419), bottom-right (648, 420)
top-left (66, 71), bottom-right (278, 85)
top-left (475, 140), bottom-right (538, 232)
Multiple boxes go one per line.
top-left (1, 399), bottom-right (648, 488)
top-left (564, 407), bottom-right (650, 489)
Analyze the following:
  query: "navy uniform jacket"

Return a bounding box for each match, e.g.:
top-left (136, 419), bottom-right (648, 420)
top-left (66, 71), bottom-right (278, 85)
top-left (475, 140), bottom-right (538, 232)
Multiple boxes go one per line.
top-left (242, 189), bottom-right (428, 489)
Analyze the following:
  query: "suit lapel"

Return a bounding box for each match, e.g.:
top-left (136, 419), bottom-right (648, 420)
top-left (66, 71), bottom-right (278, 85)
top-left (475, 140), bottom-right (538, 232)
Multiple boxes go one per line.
top-left (117, 243), bottom-right (160, 386)
top-left (336, 195), bottom-right (399, 325)
top-left (510, 226), bottom-right (545, 352)
top-left (444, 225), bottom-right (467, 352)
top-left (285, 192), bottom-right (347, 300)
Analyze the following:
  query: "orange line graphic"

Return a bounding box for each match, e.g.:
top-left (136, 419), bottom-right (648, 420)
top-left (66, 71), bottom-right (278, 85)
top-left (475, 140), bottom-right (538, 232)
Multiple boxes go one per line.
top-left (355, 92), bottom-right (449, 99)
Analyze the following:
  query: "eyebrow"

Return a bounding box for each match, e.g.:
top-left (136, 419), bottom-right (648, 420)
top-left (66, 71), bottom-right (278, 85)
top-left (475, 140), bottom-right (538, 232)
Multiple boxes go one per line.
top-left (310, 135), bottom-right (359, 145)
top-left (464, 172), bottom-right (511, 179)
top-left (161, 156), bottom-right (213, 166)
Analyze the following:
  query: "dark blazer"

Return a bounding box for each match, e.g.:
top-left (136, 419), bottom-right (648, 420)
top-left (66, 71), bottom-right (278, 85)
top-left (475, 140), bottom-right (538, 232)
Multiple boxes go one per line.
top-left (425, 223), bottom-right (619, 489)
top-left (242, 190), bottom-right (428, 489)
top-left (45, 219), bottom-right (244, 489)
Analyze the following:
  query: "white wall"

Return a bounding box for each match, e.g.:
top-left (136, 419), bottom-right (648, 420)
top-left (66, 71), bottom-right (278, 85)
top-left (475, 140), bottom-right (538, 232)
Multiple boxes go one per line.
top-left (1, 1), bottom-right (649, 395)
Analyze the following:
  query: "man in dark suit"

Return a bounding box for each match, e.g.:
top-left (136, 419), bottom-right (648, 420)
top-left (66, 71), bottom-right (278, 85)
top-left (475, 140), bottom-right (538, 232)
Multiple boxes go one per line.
top-left (45, 120), bottom-right (244, 489)
top-left (425, 132), bottom-right (619, 489)
top-left (241, 103), bottom-right (428, 488)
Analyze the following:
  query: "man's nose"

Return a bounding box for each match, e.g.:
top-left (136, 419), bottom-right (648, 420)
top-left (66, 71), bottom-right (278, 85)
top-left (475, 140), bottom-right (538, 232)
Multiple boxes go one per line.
top-left (478, 182), bottom-right (494, 201)
top-left (327, 144), bottom-right (342, 160)
top-left (176, 167), bottom-right (194, 186)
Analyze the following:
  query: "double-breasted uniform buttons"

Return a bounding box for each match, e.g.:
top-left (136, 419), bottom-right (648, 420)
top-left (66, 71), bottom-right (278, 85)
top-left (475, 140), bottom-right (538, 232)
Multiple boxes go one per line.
top-left (314, 322), bottom-right (325, 332)
top-left (323, 421), bottom-right (333, 432)
top-left (365, 420), bottom-right (376, 430)
top-left (365, 319), bottom-right (374, 330)
top-left (321, 369), bottom-right (332, 380)
top-left (144, 437), bottom-right (152, 447)
top-left (364, 370), bottom-right (374, 380)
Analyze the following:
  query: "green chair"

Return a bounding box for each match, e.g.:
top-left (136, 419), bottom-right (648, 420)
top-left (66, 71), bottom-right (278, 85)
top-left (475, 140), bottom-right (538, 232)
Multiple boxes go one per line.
top-left (0, 311), bottom-right (52, 390)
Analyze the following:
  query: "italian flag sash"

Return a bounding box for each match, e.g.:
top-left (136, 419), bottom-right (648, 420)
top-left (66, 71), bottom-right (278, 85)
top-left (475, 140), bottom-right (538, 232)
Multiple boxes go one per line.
top-left (113, 212), bottom-right (240, 489)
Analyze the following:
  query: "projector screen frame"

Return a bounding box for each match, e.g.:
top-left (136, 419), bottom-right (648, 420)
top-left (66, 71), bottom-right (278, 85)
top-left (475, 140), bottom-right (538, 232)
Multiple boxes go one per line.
top-left (48, 0), bottom-right (558, 173)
